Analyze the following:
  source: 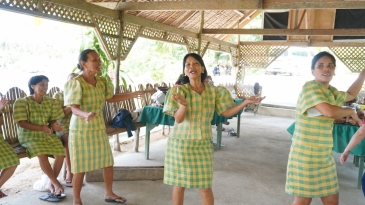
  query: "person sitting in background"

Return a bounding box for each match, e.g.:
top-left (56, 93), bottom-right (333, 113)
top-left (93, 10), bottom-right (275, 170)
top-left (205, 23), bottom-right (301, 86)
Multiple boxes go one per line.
top-left (53, 72), bottom-right (78, 187)
top-left (14, 75), bottom-right (66, 201)
top-left (0, 97), bottom-right (19, 199)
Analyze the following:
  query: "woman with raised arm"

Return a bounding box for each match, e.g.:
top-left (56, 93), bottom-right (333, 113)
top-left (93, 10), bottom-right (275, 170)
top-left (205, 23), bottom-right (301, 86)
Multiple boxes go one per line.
top-left (163, 53), bottom-right (265, 205)
top-left (64, 49), bottom-right (141, 205)
top-left (286, 51), bottom-right (365, 205)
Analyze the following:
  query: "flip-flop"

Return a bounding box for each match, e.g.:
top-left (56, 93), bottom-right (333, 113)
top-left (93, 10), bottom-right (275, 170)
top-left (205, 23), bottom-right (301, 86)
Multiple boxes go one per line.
top-left (65, 180), bottom-right (73, 187)
top-left (39, 193), bottom-right (66, 202)
top-left (105, 197), bottom-right (127, 203)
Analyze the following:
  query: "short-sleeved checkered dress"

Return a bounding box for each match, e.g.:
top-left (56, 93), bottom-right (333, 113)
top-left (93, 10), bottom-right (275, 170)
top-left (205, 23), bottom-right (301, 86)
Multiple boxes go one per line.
top-left (64, 76), bottom-right (113, 173)
top-left (286, 80), bottom-right (347, 198)
top-left (13, 96), bottom-right (65, 158)
top-left (163, 84), bottom-right (235, 188)
top-left (53, 92), bottom-right (72, 138)
top-left (0, 135), bottom-right (20, 170)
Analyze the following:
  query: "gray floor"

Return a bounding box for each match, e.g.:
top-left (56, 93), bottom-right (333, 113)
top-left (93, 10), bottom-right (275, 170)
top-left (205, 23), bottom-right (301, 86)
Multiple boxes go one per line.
top-left (1, 112), bottom-right (364, 205)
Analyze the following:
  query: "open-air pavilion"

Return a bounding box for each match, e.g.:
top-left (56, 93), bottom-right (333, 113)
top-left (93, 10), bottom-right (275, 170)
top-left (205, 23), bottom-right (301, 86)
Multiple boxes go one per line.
top-left (1, 0), bottom-right (365, 204)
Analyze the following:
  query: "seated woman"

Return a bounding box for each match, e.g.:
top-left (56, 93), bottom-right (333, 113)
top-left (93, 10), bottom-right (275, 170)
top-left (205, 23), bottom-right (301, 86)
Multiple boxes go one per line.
top-left (0, 97), bottom-right (19, 199)
top-left (53, 72), bottom-right (78, 187)
top-left (14, 75), bottom-right (66, 201)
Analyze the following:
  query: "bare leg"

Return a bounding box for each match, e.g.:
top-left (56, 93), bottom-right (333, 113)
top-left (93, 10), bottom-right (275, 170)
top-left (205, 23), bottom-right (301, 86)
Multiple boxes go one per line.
top-left (199, 188), bottom-right (214, 205)
top-left (0, 165), bottom-right (17, 188)
top-left (73, 172), bottom-right (85, 205)
top-left (38, 155), bottom-right (64, 194)
top-left (0, 165), bottom-right (17, 198)
top-left (292, 196), bottom-right (312, 205)
top-left (320, 193), bottom-right (339, 205)
top-left (103, 166), bottom-right (126, 202)
top-left (172, 186), bottom-right (185, 205)
top-left (61, 134), bottom-right (73, 182)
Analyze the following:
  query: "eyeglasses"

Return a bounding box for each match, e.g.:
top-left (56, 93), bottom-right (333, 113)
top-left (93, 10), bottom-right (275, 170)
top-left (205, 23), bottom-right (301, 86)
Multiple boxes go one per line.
top-left (316, 63), bottom-right (335, 69)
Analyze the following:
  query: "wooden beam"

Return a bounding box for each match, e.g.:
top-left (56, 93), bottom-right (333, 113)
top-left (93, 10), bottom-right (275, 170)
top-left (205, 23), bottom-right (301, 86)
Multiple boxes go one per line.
top-left (204, 28), bottom-right (365, 36)
top-left (116, 0), bottom-right (365, 11)
top-left (221, 10), bottom-right (261, 41)
top-left (240, 41), bottom-right (365, 47)
top-left (124, 13), bottom-right (237, 48)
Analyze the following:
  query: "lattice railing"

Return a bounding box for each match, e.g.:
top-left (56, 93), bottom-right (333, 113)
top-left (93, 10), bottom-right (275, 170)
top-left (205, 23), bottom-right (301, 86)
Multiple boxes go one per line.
top-left (239, 45), bottom-right (288, 68)
top-left (330, 47), bottom-right (365, 73)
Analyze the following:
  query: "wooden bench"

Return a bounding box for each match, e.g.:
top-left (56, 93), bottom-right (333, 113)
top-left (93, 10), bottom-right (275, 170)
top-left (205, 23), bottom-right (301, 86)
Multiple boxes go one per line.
top-left (0, 87), bottom-right (28, 158)
top-left (103, 83), bottom-right (156, 152)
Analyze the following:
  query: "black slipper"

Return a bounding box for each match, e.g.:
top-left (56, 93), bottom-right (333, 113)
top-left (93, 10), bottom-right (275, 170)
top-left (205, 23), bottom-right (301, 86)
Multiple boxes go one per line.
top-left (105, 197), bottom-right (127, 203)
top-left (40, 193), bottom-right (66, 202)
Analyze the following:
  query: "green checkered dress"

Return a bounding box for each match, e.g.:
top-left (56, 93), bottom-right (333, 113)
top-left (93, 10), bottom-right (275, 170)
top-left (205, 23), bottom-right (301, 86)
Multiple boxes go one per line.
top-left (163, 84), bottom-right (235, 188)
top-left (0, 135), bottom-right (20, 170)
top-left (286, 80), bottom-right (347, 198)
top-left (13, 96), bottom-right (65, 158)
top-left (64, 75), bottom-right (113, 173)
top-left (53, 92), bottom-right (72, 138)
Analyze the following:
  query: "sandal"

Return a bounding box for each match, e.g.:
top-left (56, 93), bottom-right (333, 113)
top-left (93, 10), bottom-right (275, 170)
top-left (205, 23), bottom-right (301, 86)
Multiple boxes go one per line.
top-left (65, 180), bottom-right (73, 187)
top-left (105, 196), bottom-right (127, 203)
top-left (0, 190), bottom-right (7, 199)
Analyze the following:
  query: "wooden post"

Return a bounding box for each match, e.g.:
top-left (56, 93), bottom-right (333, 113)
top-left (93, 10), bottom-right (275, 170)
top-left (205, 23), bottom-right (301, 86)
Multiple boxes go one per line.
top-left (198, 10), bottom-right (204, 55)
top-left (112, 11), bottom-right (125, 152)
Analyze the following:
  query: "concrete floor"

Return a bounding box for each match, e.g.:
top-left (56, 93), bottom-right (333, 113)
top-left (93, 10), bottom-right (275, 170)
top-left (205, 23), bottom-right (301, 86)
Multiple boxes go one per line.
top-left (1, 112), bottom-right (364, 205)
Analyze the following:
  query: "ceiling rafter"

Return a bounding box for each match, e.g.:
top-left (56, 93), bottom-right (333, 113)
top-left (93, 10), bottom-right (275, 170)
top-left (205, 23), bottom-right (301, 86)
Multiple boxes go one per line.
top-left (203, 28), bottom-right (365, 36)
top-left (240, 41), bottom-right (365, 47)
top-left (116, 0), bottom-right (365, 11)
top-left (221, 10), bottom-right (261, 41)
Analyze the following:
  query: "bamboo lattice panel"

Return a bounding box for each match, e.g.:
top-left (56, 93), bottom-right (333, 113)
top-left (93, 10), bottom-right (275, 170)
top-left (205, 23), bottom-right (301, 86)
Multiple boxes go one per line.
top-left (43, 1), bottom-right (92, 24)
top-left (121, 23), bottom-right (142, 60)
top-left (0, 0), bottom-right (36, 10)
top-left (93, 14), bottom-right (120, 59)
top-left (329, 47), bottom-right (365, 73)
top-left (239, 45), bottom-right (288, 68)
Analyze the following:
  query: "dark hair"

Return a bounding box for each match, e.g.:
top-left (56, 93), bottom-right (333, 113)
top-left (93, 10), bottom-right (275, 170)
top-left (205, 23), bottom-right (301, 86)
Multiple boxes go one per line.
top-left (311, 51), bottom-right (336, 70)
top-left (175, 74), bottom-right (185, 85)
top-left (28, 75), bottom-right (49, 95)
top-left (77, 49), bottom-right (96, 71)
top-left (181, 53), bottom-right (207, 84)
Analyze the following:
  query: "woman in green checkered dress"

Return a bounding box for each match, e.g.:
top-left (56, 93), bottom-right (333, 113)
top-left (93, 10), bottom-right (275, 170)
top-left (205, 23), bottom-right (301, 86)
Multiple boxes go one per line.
top-left (64, 49), bottom-right (141, 205)
top-left (286, 51), bottom-right (365, 205)
top-left (53, 72), bottom-right (78, 187)
top-left (0, 97), bottom-right (19, 199)
top-left (163, 53), bottom-right (265, 205)
top-left (13, 75), bottom-right (66, 197)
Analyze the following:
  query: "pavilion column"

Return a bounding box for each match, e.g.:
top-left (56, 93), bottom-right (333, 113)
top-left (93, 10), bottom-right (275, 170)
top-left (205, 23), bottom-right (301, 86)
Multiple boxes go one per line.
top-left (114, 11), bottom-right (125, 93)
top-left (198, 10), bottom-right (204, 56)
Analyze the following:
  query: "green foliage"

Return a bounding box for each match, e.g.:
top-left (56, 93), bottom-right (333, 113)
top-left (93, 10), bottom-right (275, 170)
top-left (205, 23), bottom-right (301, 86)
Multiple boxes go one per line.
top-left (122, 38), bottom-right (187, 85)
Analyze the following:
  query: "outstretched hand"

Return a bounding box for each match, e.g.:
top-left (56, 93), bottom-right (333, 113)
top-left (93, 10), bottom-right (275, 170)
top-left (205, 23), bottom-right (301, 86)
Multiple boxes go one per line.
top-left (172, 93), bottom-right (188, 107)
top-left (346, 111), bottom-right (362, 126)
top-left (0, 97), bottom-right (8, 111)
top-left (244, 95), bottom-right (266, 104)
